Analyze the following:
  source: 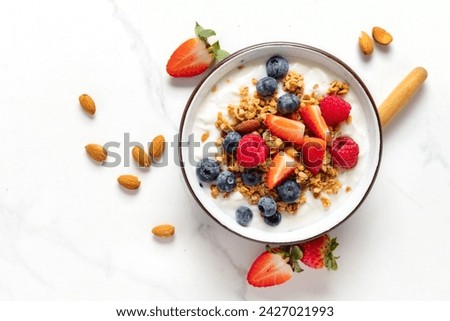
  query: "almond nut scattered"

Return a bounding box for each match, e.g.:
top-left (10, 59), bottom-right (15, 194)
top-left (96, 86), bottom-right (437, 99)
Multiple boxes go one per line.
top-left (85, 144), bottom-right (107, 162)
top-left (234, 119), bottom-right (260, 134)
top-left (79, 94), bottom-right (96, 115)
top-left (132, 145), bottom-right (151, 167)
top-left (359, 31), bottom-right (374, 55)
top-left (372, 26), bottom-right (393, 45)
top-left (152, 224), bottom-right (175, 238)
top-left (150, 135), bottom-right (165, 159)
top-left (117, 175), bottom-right (141, 190)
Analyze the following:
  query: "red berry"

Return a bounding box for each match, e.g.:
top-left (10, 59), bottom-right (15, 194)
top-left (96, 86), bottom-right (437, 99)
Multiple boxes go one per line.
top-left (300, 105), bottom-right (330, 141)
top-left (330, 137), bottom-right (359, 169)
top-left (301, 137), bottom-right (326, 175)
top-left (236, 134), bottom-right (269, 168)
top-left (319, 95), bottom-right (352, 127)
top-left (247, 251), bottom-right (293, 287)
top-left (266, 152), bottom-right (298, 189)
top-left (265, 114), bottom-right (305, 145)
top-left (299, 234), bottom-right (339, 270)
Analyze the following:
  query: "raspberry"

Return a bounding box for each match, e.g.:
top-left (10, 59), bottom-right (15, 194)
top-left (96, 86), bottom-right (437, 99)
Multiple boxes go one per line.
top-left (319, 95), bottom-right (351, 127)
top-left (236, 134), bottom-right (269, 168)
top-left (330, 137), bottom-right (359, 169)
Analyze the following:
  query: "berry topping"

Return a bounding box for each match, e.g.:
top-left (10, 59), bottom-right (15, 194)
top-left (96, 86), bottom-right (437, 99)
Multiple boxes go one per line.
top-left (258, 196), bottom-right (277, 217)
top-left (298, 234), bottom-right (339, 270)
top-left (222, 131), bottom-right (241, 153)
top-left (277, 93), bottom-right (300, 115)
top-left (266, 152), bottom-right (298, 189)
top-left (241, 168), bottom-right (262, 186)
top-left (235, 206), bottom-right (253, 226)
top-left (265, 114), bottom-right (305, 146)
top-left (266, 55), bottom-right (289, 79)
top-left (196, 158), bottom-right (220, 182)
top-left (216, 170), bottom-right (236, 192)
top-left (166, 23), bottom-right (229, 78)
top-left (236, 134), bottom-right (269, 168)
top-left (330, 136), bottom-right (359, 169)
top-left (256, 76), bottom-right (277, 96)
top-left (276, 180), bottom-right (301, 204)
top-left (319, 95), bottom-right (352, 127)
top-left (264, 211), bottom-right (282, 226)
top-left (299, 105), bottom-right (330, 141)
top-left (301, 136), bottom-right (327, 175)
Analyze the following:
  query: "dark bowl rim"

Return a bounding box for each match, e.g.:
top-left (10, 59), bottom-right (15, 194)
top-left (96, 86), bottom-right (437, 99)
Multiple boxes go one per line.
top-left (178, 41), bottom-right (382, 244)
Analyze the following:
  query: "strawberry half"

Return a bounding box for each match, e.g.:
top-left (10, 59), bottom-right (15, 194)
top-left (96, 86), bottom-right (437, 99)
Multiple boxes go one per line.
top-left (299, 105), bottom-right (330, 142)
top-left (166, 22), bottom-right (229, 78)
top-left (265, 114), bottom-right (305, 146)
top-left (301, 136), bottom-right (326, 175)
top-left (267, 152), bottom-right (298, 189)
top-left (247, 245), bottom-right (302, 287)
top-left (298, 234), bottom-right (339, 270)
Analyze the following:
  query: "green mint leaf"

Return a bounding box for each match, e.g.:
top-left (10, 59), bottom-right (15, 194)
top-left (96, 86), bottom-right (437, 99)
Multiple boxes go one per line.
top-left (214, 49), bottom-right (230, 62)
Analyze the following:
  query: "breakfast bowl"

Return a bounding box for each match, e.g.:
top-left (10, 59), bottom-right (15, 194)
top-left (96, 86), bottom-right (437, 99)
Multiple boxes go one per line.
top-left (178, 42), bottom-right (382, 244)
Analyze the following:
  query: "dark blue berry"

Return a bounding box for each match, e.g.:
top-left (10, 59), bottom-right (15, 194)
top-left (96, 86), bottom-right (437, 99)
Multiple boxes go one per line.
top-left (277, 93), bottom-right (300, 115)
top-left (216, 170), bottom-right (236, 192)
top-left (266, 56), bottom-right (289, 79)
top-left (276, 180), bottom-right (301, 204)
top-left (236, 206), bottom-right (253, 226)
top-left (264, 211), bottom-right (282, 226)
top-left (258, 196), bottom-right (277, 217)
top-left (196, 158), bottom-right (220, 182)
top-left (222, 131), bottom-right (241, 153)
top-left (241, 169), bottom-right (262, 186)
top-left (256, 77), bottom-right (277, 96)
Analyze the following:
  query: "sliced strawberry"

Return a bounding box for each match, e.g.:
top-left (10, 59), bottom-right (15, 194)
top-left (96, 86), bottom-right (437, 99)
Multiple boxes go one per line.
top-left (265, 114), bottom-right (305, 145)
top-left (247, 245), bottom-right (303, 287)
top-left (299, 105), bottom-right (330, 142)
top-left (267, 152), bottom-right (298, 189)
top-left (301, 137), bottom-right (326, 175)
top-left (298, 234), bottom-right (339, 270)
top-left (166, 38), bottom-right (213, 78)
top-left (166, 23), bottom-right (229, 78)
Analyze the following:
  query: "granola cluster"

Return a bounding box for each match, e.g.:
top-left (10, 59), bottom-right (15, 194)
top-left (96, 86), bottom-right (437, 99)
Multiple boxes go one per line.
top-left (210, 67), bottom-right (350, 215)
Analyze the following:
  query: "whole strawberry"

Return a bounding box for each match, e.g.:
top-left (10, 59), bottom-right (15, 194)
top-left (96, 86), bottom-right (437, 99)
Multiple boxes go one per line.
top-left (319, 95), bottom-right (351, 127)
top-left (166, 22), bottom-right (229, 78)
top-left (298, 234), bottom-right (339, 270)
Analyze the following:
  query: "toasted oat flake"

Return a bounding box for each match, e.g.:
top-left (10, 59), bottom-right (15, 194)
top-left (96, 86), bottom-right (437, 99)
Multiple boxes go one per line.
top-left (237, 65), bottom-right (245, 70)
top-left (201, 131), bottom-right (210, 142)
top-left (320, 197), bottom-right (331, 208)
top-left (211, 85), bottom-right (218, 93)
top-left (328, 80), bottom-right (349, 96)
top-left (346, 186), bottom-right (352, 192)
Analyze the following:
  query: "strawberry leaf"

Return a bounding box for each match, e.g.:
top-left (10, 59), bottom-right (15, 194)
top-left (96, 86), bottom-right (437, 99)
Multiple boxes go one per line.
top-left (214, 49), bottom-right (230, 62)
top-left (194, 22), bottom-right (204, 37)
top-left (292, 260), bottom-right (303, 273)
top-left (290, 245), bottom-right (302, 261)
top-left (198, 29), bottom-right (216, 39)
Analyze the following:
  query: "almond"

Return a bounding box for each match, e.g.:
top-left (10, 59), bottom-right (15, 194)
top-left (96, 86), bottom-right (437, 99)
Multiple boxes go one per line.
top-left (372, 26), bottom-right (393, 45)
top-left (117, 175), bottom-right (141, 190)
top-left (79, 94), bottom-right (96, 115)
top-left (132, 145), bottom-right (151, 167)
top-left (85, 144), bottom-right (107, 162)
top-left (359, 31), bottom-right (374, 55)
top-left (149, 135), bottom-right (165, 159)
top-left (234, 119), bottom-right (260, 134)
top-left (151, 224), bottom-right (175, 238)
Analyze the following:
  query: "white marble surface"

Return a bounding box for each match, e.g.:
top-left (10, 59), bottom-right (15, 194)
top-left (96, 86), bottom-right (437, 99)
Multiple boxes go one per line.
top-left (0, 0), bottom-right (449, 300)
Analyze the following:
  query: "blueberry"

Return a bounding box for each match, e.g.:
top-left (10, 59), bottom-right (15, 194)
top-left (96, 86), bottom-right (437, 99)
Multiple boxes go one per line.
top-left (256, 77), bottom-right (277, 96)
top-left (222, 131), bottom-right (241, 153)
top-left (264, 211), bottom-right (282, 226)
top-left (266, 56), bottom-right (289, 79)
top-left (258, 196), bottom-right (277, 217)
top-left (216, 170), bottom-right (236, 192)
top-left (241, 169), bottom-right (262, 186)
top-left (277, 93), bottom-right (300, 115)
top-left (236, 206), bottom-right (253, 226)
top-left (196, 158), bottom-right (220, 182)
top-left (276, 180), bottom-right (301, 204)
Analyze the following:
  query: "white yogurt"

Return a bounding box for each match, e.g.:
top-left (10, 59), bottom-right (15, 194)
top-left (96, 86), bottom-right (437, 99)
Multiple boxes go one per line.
top-left (191, 58), bottom-right (370, 233)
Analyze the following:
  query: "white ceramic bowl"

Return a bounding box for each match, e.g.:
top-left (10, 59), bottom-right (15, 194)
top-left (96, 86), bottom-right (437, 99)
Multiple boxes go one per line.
top-left (179, 42), bottom-right (382, 244)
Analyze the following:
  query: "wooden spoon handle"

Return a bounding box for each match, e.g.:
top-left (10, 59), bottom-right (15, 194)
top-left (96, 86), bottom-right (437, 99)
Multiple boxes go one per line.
top-left (378, 67), bottom-right (428, 127)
